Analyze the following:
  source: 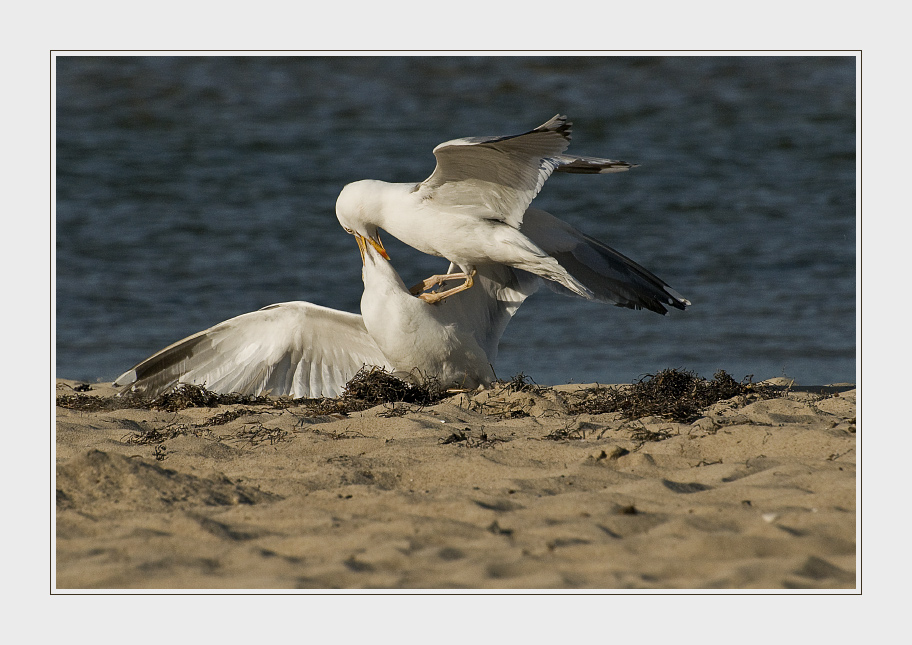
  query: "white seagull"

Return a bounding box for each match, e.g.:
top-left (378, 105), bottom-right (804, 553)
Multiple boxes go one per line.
top-left (336, 114), bottom-right (690, 314)
top-left (113, 238), bottom-right (538, 399)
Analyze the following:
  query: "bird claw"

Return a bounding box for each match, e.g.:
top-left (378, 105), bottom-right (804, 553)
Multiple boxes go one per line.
top-left (412, 270), bottom-right (476, 304)
top-left (409, 273), bottom-right (466, 296)
top-left (417, 291), bottom-right (445, 304)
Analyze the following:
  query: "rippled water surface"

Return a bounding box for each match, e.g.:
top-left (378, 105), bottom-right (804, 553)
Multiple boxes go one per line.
top-left (55, 56), bottom-right (857, 386)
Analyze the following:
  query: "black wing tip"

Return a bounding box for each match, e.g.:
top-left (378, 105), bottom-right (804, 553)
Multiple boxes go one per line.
top-left (441, 114), bottom-right (573, 149)
top-left (665, 288), bottom-right (691, 311)
top-left (659, 295), bottom-right (691, 315)
top-left (555, 159), bottom-right (639, 174)
top-left (617, 291), bottom-right (690, 316)
top-left (536, 114), bottom-right (572, 141)
top-left (666, 299), bottom-right (691, 315)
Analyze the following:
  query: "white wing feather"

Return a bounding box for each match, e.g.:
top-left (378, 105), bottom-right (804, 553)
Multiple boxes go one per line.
top-left (113, 301), bottom-right (390, 399)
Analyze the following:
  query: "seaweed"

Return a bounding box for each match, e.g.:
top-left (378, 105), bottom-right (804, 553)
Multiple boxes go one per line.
top-left (203, 408), bottom-right (254, 426)
top-left (152, 385), bottom-right (278, 411)
top-left (565, 369), bottom-right (783, 424)
top-left (56, 367), bottom-right (782, 427)
top-left (543, 420), bottom-right (589, 441)
top-left (231, 422), bottom-right (292, 447)
top-left (497, 372), bottom-right (545, 395)
top-left (122, 420), bottom-right (211, 445)
top-left (439, 428), bottom-right (507, 448)
top-left (55, 366), bottom-right (447, 415)
top-left (55, 394), bottom-right (115, 412)
top-left (340, 366), bottom-right (446, 407)
top-left (56, 384), bottom-right (280, 413)
top-left (629, 425), bottom-right (676, 442)
top-left (310, 427), bottom-right (367, 440)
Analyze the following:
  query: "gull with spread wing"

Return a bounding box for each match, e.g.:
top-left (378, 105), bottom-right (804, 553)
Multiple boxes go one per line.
top-left (336, 114), bottom-right (689, 314)
top-left (113, 239), bottom-right (538, 398)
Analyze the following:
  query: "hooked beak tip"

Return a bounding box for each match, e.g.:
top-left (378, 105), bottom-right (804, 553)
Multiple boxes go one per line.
top-left (353, 233), bottom-right (389, 262)
top-left (367, 234), bottom-right (390, 260)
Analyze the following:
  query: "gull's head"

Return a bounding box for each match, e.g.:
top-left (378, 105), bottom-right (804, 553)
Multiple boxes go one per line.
top-left (336, 180), bottom-right (390, 260)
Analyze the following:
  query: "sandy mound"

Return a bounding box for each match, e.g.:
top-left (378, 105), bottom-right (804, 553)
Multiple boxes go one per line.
top-left (55, 372), bottom-right (856, 589)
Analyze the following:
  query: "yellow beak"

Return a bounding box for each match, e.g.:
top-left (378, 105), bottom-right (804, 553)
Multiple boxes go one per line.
top-left (357, 232), bottom-right (390, 261)
top-left (355, 233), bottom-right (390, 263)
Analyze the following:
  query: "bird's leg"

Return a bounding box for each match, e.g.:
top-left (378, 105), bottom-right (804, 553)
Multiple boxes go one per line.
top-left (408, 272), bottom-right (471, 296)
top-left (417, 270), bottom-right (476, 304)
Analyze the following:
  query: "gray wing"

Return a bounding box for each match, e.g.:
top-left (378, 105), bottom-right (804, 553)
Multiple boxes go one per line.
top-left (113, 301), bottom-right (391, 399)
top-left (417, 114), bottom-right (572, 229)
top-left (520, 208), bottom-right (690, 315)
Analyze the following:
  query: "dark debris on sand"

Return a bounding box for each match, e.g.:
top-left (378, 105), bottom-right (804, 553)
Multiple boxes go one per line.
top-left (497, 372), bottom-right (546, 395)
top-left (56, 368), bottom-right (783, 427)
top-left (564, 369), bottom-right (784, 424)
top-left (56, 366), bottom-right (448, 416)
top-left (340, 366), bottom-right (447, 408)
top-left (122, 420), bottom-right (213, 446)
top-left (56, 384), bottom-right (279, 413)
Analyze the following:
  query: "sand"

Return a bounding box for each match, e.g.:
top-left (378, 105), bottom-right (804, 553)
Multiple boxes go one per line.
top-left (54, 376), bottom-right (857, 590)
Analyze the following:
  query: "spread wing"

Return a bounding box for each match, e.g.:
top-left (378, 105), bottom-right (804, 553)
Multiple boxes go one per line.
top-left (113, 301), bottom-right (391, 399)
top-left (520, 208), bottom-right (690, 315)
top-left (416, 114), bottom-right (573, 229)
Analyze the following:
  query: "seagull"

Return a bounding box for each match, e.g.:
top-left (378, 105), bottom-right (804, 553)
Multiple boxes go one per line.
top-left (356, 233), bottom-right (538, 390)
top-left (336, 114), bottom-right (689, 314)
top-left (113, 238), bottom-right (538, 399)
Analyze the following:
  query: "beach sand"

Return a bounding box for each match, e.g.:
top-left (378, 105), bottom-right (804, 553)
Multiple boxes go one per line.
top-left (54, 375), bottom-right (856, 590)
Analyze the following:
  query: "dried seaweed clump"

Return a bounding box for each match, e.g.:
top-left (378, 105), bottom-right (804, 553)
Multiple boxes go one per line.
top-left (340, 366), bottom-right (447, 408)
top-left (497, 372), bottom-right (546, 395)
top-left (57, 367), bottom-right (452, 416)
top-left (123, 421), bottom-right (204, 446)
top-left (151, 384), bottom-right (278, 411)
top-left (439, 428), bottom-right (508, 448)
top-left (56, 384), bottom-right (280, 412)
top-left (55, 394), bottom-right (116, 412)
top-left (566, 369), bottom-right (782, 423)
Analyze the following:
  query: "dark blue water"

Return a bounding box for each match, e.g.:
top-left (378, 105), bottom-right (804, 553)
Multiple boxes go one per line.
top-left (55, 56), bottom-right (856, 386)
